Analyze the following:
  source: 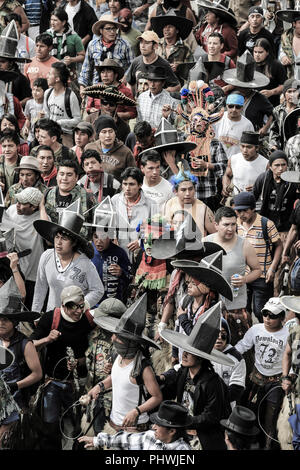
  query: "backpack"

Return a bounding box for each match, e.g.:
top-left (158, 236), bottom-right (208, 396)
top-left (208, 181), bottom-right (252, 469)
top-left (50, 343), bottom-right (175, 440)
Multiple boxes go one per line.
top-left (51, 307), bottom-right (95, 330)
top-left (261, 216), bottom-right (275, 276)
top-left (46, 87), bottom-right (73, 119)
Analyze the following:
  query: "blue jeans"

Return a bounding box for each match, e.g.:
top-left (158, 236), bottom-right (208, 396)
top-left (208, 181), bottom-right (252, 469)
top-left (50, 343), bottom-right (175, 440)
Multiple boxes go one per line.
top-left (247, 277), bottom-right (274, 322)
top-left (43, 381), bottom-right (74, 424)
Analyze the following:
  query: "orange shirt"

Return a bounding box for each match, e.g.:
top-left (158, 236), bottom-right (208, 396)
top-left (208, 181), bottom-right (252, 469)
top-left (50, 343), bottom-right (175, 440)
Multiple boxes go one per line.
top-left (24, 56), bottom-right (59, 88)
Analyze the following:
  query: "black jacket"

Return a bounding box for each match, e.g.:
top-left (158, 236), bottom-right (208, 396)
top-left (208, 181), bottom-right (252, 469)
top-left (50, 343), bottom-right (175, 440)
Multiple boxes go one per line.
top-left (61, 0), bottom-right (98, 43)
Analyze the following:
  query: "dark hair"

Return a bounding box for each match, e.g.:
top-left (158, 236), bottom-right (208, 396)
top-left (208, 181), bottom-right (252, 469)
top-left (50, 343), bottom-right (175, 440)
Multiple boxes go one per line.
top-left (0, 113), bottom-right (19, 134)
top-left (121, 167), bottom-right (144, 185)
top-left (81, 149), bottom-right (102, 165)
top-left (134, 121), bottom-right (152, 139)
top-left (215, 206), bottom-right (237, 223)
top-left (37, 145), bottom-right (55, 158)
top-left (253, 37), bottom-right (274, 77)
top-left (38, 118), bottom-right (62, 141)
top-left (51, 62), bottom-right (70, 87)
top-left (33, 77), bottom-right (49, 91)
top-left (4, 12), bottom-right (22, 26)
top-left (140, 149), bottom-right (161, 166)
top-left (225, 430), bottom-right (253, 450)
top-left (208, 31), bottom-right (224, 45)
top-left (36, 33), bottom-right (53, 47)
top-left (0, 132), bottom-right (20, 145)
top-left (54, 229), bottom-right (79, 251)
top-left (106, 0), bottom-right (126, 6)
top-left (254, 37), bottom-right (274, 58)
top-left (52, 7), bottom-right (69, 31)
top-left (57, 159), bottom-right (79, 175)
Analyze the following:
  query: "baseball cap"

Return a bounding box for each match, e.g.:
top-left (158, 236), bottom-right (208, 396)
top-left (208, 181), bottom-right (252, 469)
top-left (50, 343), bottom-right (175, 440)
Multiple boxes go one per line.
top-left (92, 298), bottom-right (126, 320)
top-left (226, 93), bottom-right (244, 106)
top-left (233, 192), bottom-right (256, 210)
top-left (248, 6), bottom-right (263, 16)
top-left (74, 122), bottom-right (94, 137)
top-left (137, 31), bottom-right (160, 44)
top-left (15, 187), bottom-right (43, 207)
top-left (61, 285), bottom-right (84, 305)
top-left (262, 297), bottom-right (286, 316)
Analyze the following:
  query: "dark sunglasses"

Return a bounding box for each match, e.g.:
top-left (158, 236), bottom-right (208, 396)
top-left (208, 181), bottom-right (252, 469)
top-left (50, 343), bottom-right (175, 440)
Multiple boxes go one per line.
top-left (101, 100), bottom-right (116, 107)
top-left (220, 333), bottom-right (228, 340)
top-left (227, 104), bottom-right (243, 109)
top-left (262, 312), bottom-right (278, 320)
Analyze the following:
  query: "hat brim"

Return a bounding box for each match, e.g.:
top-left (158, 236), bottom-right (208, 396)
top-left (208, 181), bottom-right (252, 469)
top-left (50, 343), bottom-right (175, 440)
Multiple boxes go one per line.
top-left (33, 220), bottom-right (94, 259)
top-left (14, 165), bottom-right (41, 172)
top-left (220, 418), bottom-right (260, 436)
top-left (161, 328), bottom-right (234, 366)
top-left (281, 171), bottom-right (300, 183)
top-left (151, 237), bottom-right (225, 260)
top-left (198, 1), bottom-right (237, 25)
top-left (0, 311), bottom-right (41, 322)
top-left (150, 15), bottom-right (194, 40)
top-left (0, 345), bottom-right (15, 370)
top-left (150, 411), bottom-right (194, 428)
top-left (94, 315), bottom-right (161, 350)
top-left (92, 19), bottom-right (123, 36)
top-left (0, 54), bottom-right (31, 63)
top-left (0, 70), bottom-right (19, 82)
top-left (83, 86), bottom-right (136, 106)
top-left (276, 10), bottom-right (300, 23)
top-left (283, 108), bottom-right (300, 141)
top-left (280, 295), bottom-right (300, 314)
top-left (139, 141), bottom-right (197, 158)
top-left (222, 69), bottom-right (270, 88)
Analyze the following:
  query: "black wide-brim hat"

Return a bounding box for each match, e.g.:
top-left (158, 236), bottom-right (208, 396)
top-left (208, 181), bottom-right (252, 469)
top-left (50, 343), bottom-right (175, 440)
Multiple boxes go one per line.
top-left (197, 0), bottom-right (237, 25)
top-left (283, 107), bottom-right (300, 142)
top-left (150, 400), bottom-right (194, 428)
top-left (0, 345), bottom-right (15, 370)
top-left (176, 62), bottom-right (196, 82)
top-left (220, 405), bottom-right (260, 436)
top-left (0, 310), bottom-right (41, 322)
top-left (0, 69), bottom-right (18, 82)
top-left (276, 9), bottom-right (300, 23)
top-left (139, 140), bottom-right (197, 157)
top-left (171, 259), bottom-right (233, 301)
top-left (33, 220), bottom-right (94, 259)
top-left (222, 67), bottom-right (270, 88)
top-left (150, 14), bottom-right (194, 40)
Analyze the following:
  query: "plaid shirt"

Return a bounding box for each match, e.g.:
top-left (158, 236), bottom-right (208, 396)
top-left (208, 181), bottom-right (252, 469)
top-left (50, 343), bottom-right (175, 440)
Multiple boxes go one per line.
top-left (78, 36), bottom-right (134, 87)
top-left (137, 89), bottom-right (179, 128)
top-left (186, 139), bottom-right (228, 199)
top-left (93, 429), bottom-right (191, 450)
top-left (286, 134), bottom-right (300, 171)
top-left (268, 103), bottom-right (289, 150)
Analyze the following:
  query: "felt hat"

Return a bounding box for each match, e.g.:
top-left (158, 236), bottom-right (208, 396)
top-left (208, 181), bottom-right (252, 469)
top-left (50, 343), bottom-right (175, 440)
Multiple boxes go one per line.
top-left (83, 84), bottom-right (136, 107)
top-left (276, 4), bottom-right (300, 23)
top-left (144, 66), bottom-right (168, 82)
top-left (15, 155), bottom-right (41, 173)
top-left (150, 10), bottom-right (193, 40)
top-left (94, 58), bottom-right (125, 80)
top-left (33, 200), bottom-right (94, 259)
top-left (139, 118), bottom-right (197, 157)
top-left (150, 400), bottom-right (194, 428)
top-left (92, 14), bottom-right (123, 36)
top-left (283, 107), bottom-right (300, 142)
top-left (222, 50), bottom-right (270, 88)
top-left (0, 21), bottom-right (31, 63)
top-left (0, 344), bottom-right (15, 371)
top-left (161, 301), bottom-right (235, 366)
top-left (171, 251), bottom-right (233, 300)
top-left (197, 0), bottom-right (237, 26)
top-left (93, 293), bottom-right (161, 350)
top-left (151, 212), bottom-right (225, 260)
top-left (240, 130), bottom-right (260, 145)
top-left (220, 405), bottom-right (260, 436)
top-left (280, 296), bottom-right (300, 314)
top-left (0, 294), bottom-right (40, 322)
top-left (92, 298), bottom-right (126, 320)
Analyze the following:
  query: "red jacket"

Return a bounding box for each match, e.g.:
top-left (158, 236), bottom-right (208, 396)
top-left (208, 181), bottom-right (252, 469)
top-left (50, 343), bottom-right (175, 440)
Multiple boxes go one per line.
top-left (86, 82), bottom-right (137, 119)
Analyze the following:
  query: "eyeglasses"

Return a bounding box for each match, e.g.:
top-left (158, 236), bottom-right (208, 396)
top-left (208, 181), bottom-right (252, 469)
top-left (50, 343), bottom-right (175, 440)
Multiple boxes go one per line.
top-left (220, 333), bottom-right (228, 341)
top-left (68, 302), bottom-right (85, 311)
top-left (103, 27), bottom-right (117, 31)
top-left (227, 104), bottom-right (243, 109)
top-left (262, 312), bottom-right (278, 320)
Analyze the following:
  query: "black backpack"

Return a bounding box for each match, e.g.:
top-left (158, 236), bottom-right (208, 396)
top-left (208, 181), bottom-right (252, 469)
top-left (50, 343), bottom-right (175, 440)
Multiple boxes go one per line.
top-left (46, 87), bottom-right (74, 119)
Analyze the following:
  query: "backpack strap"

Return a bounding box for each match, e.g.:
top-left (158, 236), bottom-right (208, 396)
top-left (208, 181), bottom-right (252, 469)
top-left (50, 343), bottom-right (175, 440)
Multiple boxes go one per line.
top-left (64, 87), bottom-right (72, 119)
top-left (135, 358), bottom-right (152, 406)
top-left (261, 216), bottom-right (271, 276)
top-left (51, 307), bottom-right (62, 330)
top-left (84, 309), bottom-right (95, 327)
top-left (46, 87), bottom-right (53, 112)
top-left (25, 35), bottom-right (29, 54)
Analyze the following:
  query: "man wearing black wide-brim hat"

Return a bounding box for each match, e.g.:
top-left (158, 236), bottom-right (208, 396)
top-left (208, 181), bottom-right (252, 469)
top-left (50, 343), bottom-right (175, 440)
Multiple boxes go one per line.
top-left (277, 6), bottom-right (300, 79)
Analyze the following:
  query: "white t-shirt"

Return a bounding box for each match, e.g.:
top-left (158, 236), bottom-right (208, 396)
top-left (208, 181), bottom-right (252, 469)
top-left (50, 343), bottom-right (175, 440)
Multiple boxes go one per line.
top-left (230, 152), bottom-right (268, 194)
top-left (213, 112), bottom-right (254, 158)
top-left (65, 2), bottom-right (81, 30)
top-left (142, 177), bottom-right (174, 210)
top-left (235, 323), bottom-right (289, 376)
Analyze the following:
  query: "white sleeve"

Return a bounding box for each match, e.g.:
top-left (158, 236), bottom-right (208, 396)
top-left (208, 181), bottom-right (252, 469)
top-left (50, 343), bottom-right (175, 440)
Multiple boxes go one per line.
top-left (235, 327), bottom-right (255, 355)
top-left (228, 358), bottom-right (246, 388)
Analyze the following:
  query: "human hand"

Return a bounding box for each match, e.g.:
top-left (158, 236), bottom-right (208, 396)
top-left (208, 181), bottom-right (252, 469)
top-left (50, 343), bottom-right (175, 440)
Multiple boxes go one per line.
top-left (108, 263), bottom-right (122, 277)
top-left (77, 436), bottom-right (95, 449)
top-left (47, 329), bottom-right (62, 343)
top-left (177, 305), bottom-right (186, 318)
top-left (281, 55), bottom-right (292, 66)
top-left (103, 360), bottom-right (112, 375)
top-left (7, 252), bottom-right (19, 271)
top-left (162, 104), bottom-right (172, 118)
top-left (133, 6), bottom-right (144, 17)
top-left (265, 268), bottom-right (275, 283)
top-left (63, 56), bottom-right (73, 66)
top-left (88, 383), bottom-right (101, 399)
top-left (162, 149), bottom-right (176, 164)
top-left (122, 408), bottom-right (139, 427)
top-left (127, 240), bottom-right (139, 252)
top-left (260, 89), bottom-right (272, 98)
top-left (281, 255), bottom-right (290, 265)
top-left (245, 185), bottom-right (253, 192)
top-left (281, 378), bottom-right (292, 393)
top-left (231, 274), bottom-right (246, 287)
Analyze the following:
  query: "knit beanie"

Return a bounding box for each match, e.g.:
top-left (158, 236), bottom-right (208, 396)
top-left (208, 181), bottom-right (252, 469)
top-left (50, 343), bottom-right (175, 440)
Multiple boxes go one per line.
top-left (283, 78), bottom-right (300, 95)
top-left (94, 115), bottom-right (117, 136)
top-left (269, 150), bottom-right (288, 165)
top-left (221, 317), bottom-right (231, 344)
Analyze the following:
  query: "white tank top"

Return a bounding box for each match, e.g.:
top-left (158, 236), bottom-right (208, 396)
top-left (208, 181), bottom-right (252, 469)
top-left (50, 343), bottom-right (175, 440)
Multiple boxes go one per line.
top-left (231, 153), bottom-right (268, 193)
top-left (110, 356), bottom-right (149, 426)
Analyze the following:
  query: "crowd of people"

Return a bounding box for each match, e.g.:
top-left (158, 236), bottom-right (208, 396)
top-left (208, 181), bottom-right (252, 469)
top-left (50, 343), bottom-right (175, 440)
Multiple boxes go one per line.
top-left (1, 0), bottom-right (300, 454)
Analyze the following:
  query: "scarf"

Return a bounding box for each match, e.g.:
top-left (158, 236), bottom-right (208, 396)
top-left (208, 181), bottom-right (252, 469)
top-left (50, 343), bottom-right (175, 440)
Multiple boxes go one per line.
top-left (42, 166), bottom-right (57, 186)
top-left (193, 291), bottom-right (215, 324)
top-left (51, 27), bottom-right (73, 59)
top-left (135, 252), bottom-right (167, 290)
top-left (100, 39), bottom-right (116, 62)
top-left (84, 171), bottom-right (104, 202)
top-left (163, 268), bottom-right (184, 307)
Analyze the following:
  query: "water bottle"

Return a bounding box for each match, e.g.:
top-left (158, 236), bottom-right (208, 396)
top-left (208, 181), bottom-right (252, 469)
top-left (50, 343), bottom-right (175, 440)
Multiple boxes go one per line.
top-left (232, 273), bottom-right (239, 298)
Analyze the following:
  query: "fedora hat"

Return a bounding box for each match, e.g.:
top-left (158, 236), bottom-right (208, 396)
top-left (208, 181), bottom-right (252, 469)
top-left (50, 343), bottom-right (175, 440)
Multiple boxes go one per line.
top-left (33, 199), bottom-right (94, 259)
top-left (139, 118), bottom-right (197, 158)
top-left (14, 155), bottom-right (41, 173)
top-left (171, 251), bottom-right (233, 301)
top-left (0, 344), bottom-right (15, 371)
top-left (145, 66), bottom-right (168, 82)
top-left (151, 212), bottom-right (225, 260)
top-left (0, 21), bottom-right (31, 63)
top-left (150, 400), bottom-right (194, 428)
top-left (95, 58), bottom-right (124, 80)
top-left (83, 84), bottom-right (136, 106)
top-left (197, 0), bottom-right (237, 26)
top-left (93, 293), bottom-right (160, 350)
top-left (276, 5), bottom-right (300, 23)
top-left (161, 301), bottom-right (234, 366)
top-left (220, 405), bottom-right (259, 436)
top-left (0, 294), bottom-right (40, 322)
top-left (92, 14), bottom-right (123, 36)
top-left (280, 295), bottom-right (300, 314)
top-left (150, 10), bottom-right (194, 40)
top-left (222, 50), bottom-right (270, 88)
top-left (283, 107), bottom-right (300, 142)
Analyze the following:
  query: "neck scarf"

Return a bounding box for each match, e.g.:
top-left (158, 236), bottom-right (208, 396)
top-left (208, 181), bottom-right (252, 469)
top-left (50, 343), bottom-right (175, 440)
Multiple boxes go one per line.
top-left (51, 27), bottom-right (73, 59)
top-left (100, 39), bottom-right (116, 62)
top-left (42, 166), bottom-right (57, 186)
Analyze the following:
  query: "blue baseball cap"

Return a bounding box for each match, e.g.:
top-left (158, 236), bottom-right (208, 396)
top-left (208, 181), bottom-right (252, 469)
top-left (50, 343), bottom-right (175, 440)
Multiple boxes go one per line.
top-left (233, 192), bottom-right (256, 210)
top-left (226, 94), bottom-right (245, 106)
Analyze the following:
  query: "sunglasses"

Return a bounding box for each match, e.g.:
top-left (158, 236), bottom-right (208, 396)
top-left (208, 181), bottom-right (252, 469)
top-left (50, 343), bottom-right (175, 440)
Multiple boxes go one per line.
top-left (227, 104), bottom-right (243, 109)
top-left (101, 100), bottom-right (116, 107)
top-left (262, 312), bottom-right (278, 320)
top-left (68, 302), bottom-right (85, 311)
top-left (220, 333), bottom-right (228, 341)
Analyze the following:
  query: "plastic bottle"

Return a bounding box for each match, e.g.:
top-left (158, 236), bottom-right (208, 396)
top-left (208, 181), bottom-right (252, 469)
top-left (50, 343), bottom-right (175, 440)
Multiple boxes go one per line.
top-left (232, 273), bottom-right (240, 298)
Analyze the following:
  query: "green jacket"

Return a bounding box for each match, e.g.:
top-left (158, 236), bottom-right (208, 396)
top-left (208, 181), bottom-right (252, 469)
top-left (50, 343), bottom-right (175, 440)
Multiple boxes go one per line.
top-left (5, 180), bottom-right (47, 208)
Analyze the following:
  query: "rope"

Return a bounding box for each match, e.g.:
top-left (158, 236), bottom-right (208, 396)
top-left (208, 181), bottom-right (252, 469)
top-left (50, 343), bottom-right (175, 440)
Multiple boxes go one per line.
top-left (59, 399), bottom-right (83, 441)
top-left (52, 355), bottom-right (71, 382)
top-left (257, 385), bottom-right (285, 444)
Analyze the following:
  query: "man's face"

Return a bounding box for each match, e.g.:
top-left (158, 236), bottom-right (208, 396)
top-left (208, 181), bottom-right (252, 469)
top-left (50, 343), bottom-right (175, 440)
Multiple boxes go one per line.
top-left (207, 36), bottom-right (222, 56)
top-left (293, 20), bottom-right (300, 36)
top-left (2, 139), bottom-right (18, 160)
top-left (0, 316), bottom-right (14, 336)
top-left (54, 231), bottom-right (76, 256)
top-left (101, 100), bottom-right (117, 117)
top-left (136, 133), bottom-right (153, 149)
top-left (1, 118), bottom-right (16, 133)
top-left (19, 169), bottom-right (38, 188)
top-left (137, 78), bottom-right (149, 95)
top-left (38, 129), bottom-right (54, 147)
top-left (176, 181), bottom-right (195, 205)
top-left (148, 79), bottom-right (164, 96)
top-left (152, 424), bottom-right (175, 444)
top-left (214, 328), bottom-right (228, 352)
top-left (139, 39), bottom-right (155, 57)
top-left (57, 166), bottom-right (78, 193)
top-left (248, 13), bottom-right (263, 29)
top-left (234, 207), bottom-right (255, 223)
top-left (285, 87), bottom-right (299, 105)
top-left (37, 150), bottom-right (54, 174)
top-left (108, 0), bottom-right (121, 14)
top-left (163, 24), bottom-right (178, 40)
top-left (35, 41), bottom-right (51, 60)
top-left (187, 278), bottom-right (210, 297)
top-left (270, 158), bottom-right (288, 179)
top-left (118, 15), bottom-right (132, 32)
top-left (263, 311), bottom-right (282, 331)
top-left (100, 23), bottom-right (118, 43)
top-left (0, 58), bottom-right (10, 71)
top-left (141, 160), bottom-right (161, 184)
top-left (100, 68), bottom-right (117, 85)
top-left (47, 67), bottom-right (59, 87)
top-left (99, 127), bottom-right (116, 148)
top-left (206, 11), bottom-right (217, 24)
top-left (215, 216), bottom-right (237, 241)
top-left (227, 103), bottom-right (243, 120)
top-left (83, 157), bottom-right (102, 182)
top-left (16, 201), bottom-right (36, 216)
top-left (74, 130), bottom-right (90, 148)
top-left (92, 231), bottom-right (110, 251)
top-left (32, 85), bottom-right (44, 102)
top-left (181, 351), bottom-right (202, 368)
top-left (122, 177), bottom-right (141, 200)
top-left (240, 143), bottom-right (257, 161)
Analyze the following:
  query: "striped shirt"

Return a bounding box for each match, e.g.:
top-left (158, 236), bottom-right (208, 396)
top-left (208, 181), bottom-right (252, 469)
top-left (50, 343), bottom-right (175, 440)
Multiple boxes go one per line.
top-left (24, 0), bottom-right (41, 24)
top-left (237, 213), bottom-right (280, 278)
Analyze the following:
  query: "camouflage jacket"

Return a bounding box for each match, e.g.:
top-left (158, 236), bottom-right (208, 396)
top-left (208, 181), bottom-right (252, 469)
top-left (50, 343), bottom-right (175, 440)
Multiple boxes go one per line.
top-left (280, 27), bottom-right (295, 79)
top-left (157, 38), bottom-right (194, 65)
top-left (5, 180), bottom-right (47, 208)
top-left (0, 154), bottom-right (22, 196)
top-left (288, 323), bottom-right (300, 394)
top-left (268, 103), bottom-right (289, 150)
